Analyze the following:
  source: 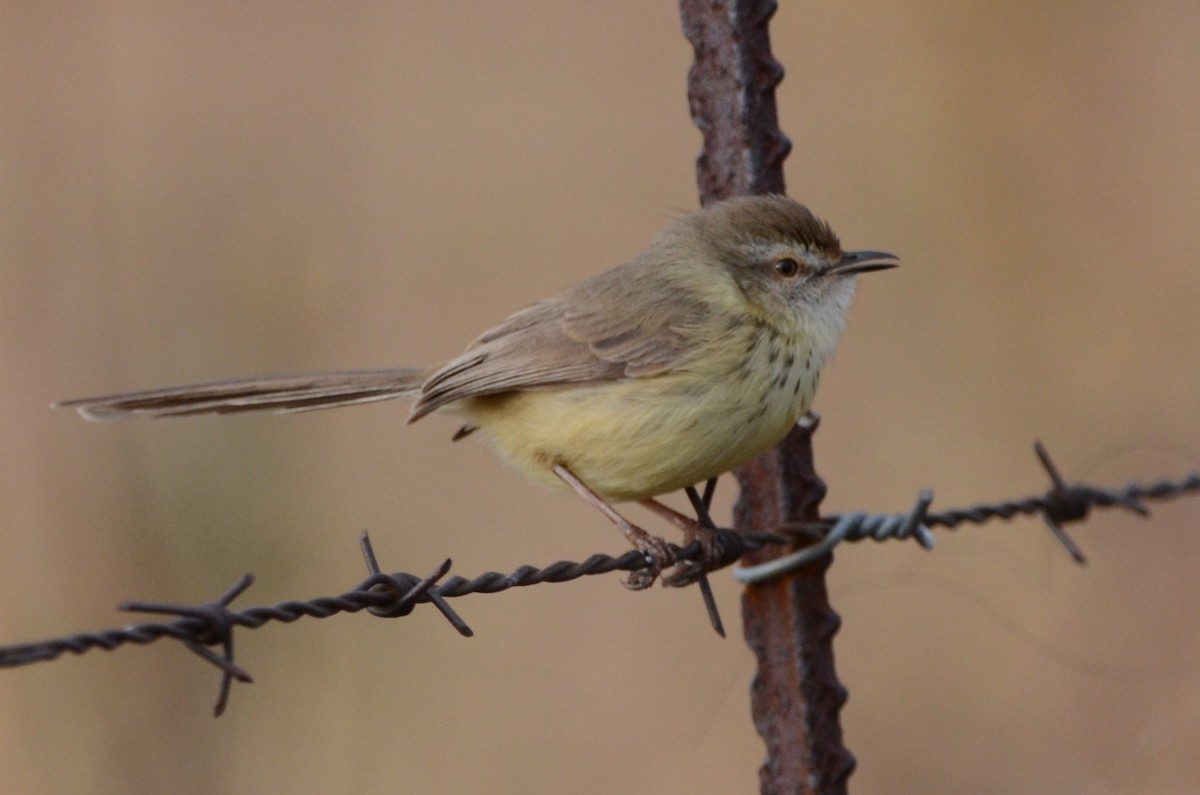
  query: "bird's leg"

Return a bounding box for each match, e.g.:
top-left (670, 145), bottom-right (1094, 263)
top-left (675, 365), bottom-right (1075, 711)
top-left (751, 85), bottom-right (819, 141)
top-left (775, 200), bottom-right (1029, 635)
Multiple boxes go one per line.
top-left (638, 496), bottom-right (722, 587)
top-left (553, 464), bottom-right (675, 590)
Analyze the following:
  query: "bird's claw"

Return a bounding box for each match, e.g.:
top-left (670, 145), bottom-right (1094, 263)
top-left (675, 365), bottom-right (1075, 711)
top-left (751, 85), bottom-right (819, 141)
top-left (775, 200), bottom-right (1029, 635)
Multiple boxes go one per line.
top-left (661, 524), bottom-right (724, 587)
top-left (622, 530), bottom-right (676, 591)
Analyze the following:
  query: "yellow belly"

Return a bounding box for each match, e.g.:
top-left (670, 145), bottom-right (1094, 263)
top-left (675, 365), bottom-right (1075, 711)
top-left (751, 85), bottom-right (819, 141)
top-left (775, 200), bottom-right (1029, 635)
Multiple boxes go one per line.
top-left (459, 328), bottom-right (818, 501)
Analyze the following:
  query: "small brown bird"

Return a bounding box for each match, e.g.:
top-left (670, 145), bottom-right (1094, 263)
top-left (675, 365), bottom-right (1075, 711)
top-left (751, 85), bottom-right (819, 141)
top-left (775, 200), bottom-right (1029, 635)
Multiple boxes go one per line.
top-left (58, 195), bottom-right (896, 588)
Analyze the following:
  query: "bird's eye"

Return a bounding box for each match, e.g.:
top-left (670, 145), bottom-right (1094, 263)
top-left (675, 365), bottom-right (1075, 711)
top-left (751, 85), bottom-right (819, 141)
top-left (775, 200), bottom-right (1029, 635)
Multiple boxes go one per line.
top-left (773, 258), bottom-right (802, 278)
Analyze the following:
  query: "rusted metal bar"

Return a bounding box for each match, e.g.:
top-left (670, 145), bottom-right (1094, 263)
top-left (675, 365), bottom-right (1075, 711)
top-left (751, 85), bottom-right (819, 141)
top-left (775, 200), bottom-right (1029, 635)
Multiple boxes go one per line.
top-left (680, 0), bottom-right (791, 203)
top-left (735, 421), bottom-right (853, 795)
top-left (679, 2), bottom-right (853, 792)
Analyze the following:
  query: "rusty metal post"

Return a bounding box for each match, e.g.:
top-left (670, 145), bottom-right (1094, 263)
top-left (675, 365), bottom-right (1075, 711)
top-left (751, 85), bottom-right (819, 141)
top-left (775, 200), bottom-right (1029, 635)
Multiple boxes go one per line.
top-left (680, 0), bottom-right (790, 203)
top-left (679, 2), bottom-right (853, 793)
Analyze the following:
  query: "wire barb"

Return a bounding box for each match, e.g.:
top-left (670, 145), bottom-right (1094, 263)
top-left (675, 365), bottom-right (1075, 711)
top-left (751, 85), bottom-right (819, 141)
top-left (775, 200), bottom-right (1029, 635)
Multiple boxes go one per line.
top-left (1032, 440), bottom-right (1089, 562)
top-left (686, 478), bottom-right (730, 637)
top-left (118, 574), bottom-right (256, 716)
top-left (359, 532), bottom-right (472, 635)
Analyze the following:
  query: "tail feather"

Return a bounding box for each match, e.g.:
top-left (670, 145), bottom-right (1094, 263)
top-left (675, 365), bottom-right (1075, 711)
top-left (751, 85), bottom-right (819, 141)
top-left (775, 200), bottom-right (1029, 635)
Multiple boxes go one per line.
top-left (56, 368), bottom-right (426, 422)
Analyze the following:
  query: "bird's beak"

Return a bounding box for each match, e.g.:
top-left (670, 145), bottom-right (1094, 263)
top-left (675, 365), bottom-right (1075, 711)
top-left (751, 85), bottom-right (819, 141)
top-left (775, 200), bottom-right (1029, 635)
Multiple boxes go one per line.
top-left (829, 250), bottom-right (899, 277)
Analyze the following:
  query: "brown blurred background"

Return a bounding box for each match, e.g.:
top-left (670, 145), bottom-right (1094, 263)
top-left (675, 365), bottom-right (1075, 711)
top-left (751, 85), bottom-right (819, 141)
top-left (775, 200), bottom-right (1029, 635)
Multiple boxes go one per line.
top-left (3, 3), bottom-right (1199, 793)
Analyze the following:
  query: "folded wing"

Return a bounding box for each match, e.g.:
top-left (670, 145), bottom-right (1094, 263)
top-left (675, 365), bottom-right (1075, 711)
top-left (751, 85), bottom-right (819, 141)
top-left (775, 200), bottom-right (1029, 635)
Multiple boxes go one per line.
top-left (409, 260), bottom-right (711, 420)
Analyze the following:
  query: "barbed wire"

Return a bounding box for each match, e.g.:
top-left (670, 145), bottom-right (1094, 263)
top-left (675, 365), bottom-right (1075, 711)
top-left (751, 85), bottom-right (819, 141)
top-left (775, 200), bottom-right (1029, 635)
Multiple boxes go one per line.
top-left (1, 441), bottom-right (1196, 715)
top-left (734, 441), bottom-right (1200, 582)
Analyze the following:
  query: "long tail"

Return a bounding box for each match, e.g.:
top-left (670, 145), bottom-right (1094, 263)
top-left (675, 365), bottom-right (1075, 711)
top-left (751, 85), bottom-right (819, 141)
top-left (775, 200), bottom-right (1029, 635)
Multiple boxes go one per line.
top-left (56, 368), bottom-right (426, 422)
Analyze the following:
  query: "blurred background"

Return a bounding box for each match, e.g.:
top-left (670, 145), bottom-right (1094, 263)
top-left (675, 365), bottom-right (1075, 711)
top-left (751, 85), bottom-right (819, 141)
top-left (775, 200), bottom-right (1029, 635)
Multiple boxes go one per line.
top-left (2, 3), bottom-right (1199, 793)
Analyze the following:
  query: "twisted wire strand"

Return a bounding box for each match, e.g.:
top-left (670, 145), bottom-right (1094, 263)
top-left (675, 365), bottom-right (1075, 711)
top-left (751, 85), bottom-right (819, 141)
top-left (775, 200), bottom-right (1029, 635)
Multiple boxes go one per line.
top-left (0, 534), bottom-right (777, 671)
top-left (922, 473), bottom-right (1200, 528)
top-left (0, 444), bottom-right (1196, 714)
top-left (733, 448), bottom-right (1200, 584)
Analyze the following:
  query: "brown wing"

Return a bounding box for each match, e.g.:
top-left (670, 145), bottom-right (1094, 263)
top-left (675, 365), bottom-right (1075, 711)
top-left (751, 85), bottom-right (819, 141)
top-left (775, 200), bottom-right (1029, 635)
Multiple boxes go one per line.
top-left (58, 368), bottom-right (425, 422)
top-left (409, 260), bottom-right (712, 420)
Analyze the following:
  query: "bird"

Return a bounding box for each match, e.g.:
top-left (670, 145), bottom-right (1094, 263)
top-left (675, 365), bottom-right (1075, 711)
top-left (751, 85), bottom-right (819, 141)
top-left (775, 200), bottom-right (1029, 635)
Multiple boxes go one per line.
top-left (58, 194), bottom-right (897, 589)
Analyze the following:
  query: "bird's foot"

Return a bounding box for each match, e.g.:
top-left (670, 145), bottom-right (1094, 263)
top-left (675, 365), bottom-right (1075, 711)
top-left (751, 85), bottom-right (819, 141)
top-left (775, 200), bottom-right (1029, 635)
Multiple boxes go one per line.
top-left (638, 497), bottom-right (737, 588)
top-left (619, 521), bottom-right (677, 591)
top-left (661, 521), bottom-right (725, 588)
